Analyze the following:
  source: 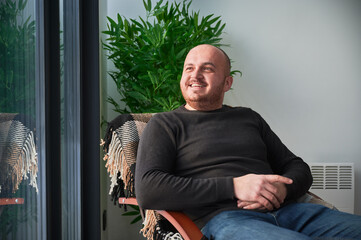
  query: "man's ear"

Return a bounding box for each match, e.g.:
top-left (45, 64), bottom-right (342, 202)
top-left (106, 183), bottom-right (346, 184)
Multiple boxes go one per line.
top-left (224, 76), bottom-right (233, 92)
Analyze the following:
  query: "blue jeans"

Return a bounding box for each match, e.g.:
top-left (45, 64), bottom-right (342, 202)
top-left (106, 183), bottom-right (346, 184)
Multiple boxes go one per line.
top-left (201, 203), bottom-right (361, 240)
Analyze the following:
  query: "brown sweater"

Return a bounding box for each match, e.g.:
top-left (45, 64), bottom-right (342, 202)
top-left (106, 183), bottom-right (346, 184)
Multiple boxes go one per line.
top-left (135, 105), bottom-right (312, 228)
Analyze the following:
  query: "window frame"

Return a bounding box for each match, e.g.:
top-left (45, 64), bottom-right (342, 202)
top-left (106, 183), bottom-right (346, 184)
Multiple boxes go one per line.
top-left (36, 0), bottom-right (100, 239)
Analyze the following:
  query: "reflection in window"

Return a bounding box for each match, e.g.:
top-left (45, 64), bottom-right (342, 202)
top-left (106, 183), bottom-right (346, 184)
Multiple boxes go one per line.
top-left (0, 0), bottom-right (39, 239)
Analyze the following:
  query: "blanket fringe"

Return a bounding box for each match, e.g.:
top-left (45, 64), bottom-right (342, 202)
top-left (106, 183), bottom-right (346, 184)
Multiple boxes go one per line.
top-left (104, 131), bottom-right (135, 196)
top-left (141, 209), bottom-right (158, 240)
top-left (105, 132), bottom-right (123, 194)
top-left (21, 130), bottom-right (38, 193)
top-left (0, 121), bottom-right (38, 195)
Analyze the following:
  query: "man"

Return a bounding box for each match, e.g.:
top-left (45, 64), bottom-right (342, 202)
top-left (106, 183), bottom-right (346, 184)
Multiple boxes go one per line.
top-left (135, 44), bottom-right (361, 239)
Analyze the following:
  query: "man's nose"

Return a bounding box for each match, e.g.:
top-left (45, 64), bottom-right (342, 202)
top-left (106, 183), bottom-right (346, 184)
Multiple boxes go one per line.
top-left (191, 67), bottom-right (202, 78)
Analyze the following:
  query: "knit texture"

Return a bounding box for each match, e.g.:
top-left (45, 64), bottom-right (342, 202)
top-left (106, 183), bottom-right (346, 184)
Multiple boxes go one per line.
top-left (0, 113), bottom-right (38, 196)
top-left (102, 113), bottom-right (166, 239)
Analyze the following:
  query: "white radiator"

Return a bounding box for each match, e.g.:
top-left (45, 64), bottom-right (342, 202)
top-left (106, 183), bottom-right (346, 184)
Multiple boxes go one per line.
top-left (309, 163), bottom-right (354, 214)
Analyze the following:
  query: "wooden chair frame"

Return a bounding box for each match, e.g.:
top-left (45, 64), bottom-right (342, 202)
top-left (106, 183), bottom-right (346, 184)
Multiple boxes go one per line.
top-left (119, 197), bottom-right (203, 240)
top-left (0, 198), bottom-right (24, 206)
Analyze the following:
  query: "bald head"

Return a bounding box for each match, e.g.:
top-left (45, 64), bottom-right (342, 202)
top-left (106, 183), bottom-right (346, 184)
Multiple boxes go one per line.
top-left (180, 44), bottom-right (234, 111)
top-left (187, 44), bottom-right (231, 76)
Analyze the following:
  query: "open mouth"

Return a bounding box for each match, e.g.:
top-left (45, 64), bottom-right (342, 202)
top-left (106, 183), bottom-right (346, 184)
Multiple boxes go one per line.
top-left (188, 82), bottom-right (206, 88)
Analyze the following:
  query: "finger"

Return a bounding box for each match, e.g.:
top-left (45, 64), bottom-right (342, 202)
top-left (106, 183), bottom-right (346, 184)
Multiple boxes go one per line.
top-left (237, 201), bottom-right (253, 208)
top-left (264, 183), bottom-right (285, 204)
top-left (243, 181), bottom-right (280, 210)
top-left (259, 190), bottom-right (280, 209)
top-left (265, 175), bottom-right (293, 185)
top-left (237, 200), bottom-right (265, 210)
top-left (237, 188), bottom-right (278, 210)
top-left (253, 182), bottom-right (282, 209)
top-left (249, 192), bottom-right (275, 211)
top-left (243, 202), bottom-right (264, 210)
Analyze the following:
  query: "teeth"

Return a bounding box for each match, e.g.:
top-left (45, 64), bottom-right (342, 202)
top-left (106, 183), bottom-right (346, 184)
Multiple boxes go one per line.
top-left (191, 84), bottom-right (204, 87)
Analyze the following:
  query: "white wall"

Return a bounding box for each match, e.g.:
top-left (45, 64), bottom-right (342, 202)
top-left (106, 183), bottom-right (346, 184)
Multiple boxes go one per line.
top-left (213, 0), bottom-right (361, 214)
top-left (102, 3), bottom-right (361, 238)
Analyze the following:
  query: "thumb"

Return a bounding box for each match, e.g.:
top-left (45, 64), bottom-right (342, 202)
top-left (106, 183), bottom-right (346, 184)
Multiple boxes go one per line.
top-left (266, 175), bottom-right (293, 185)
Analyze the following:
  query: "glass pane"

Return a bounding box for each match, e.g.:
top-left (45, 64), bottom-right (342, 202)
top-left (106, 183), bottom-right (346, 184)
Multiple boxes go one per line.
top-left (0, 0), bottom-right (41, 239)
top-left (60, 0), bottom-right (81, 238)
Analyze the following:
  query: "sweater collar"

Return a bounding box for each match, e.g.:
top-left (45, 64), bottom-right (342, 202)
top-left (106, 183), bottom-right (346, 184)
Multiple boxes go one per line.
top-left (177, 104), bottom-right (229, 113)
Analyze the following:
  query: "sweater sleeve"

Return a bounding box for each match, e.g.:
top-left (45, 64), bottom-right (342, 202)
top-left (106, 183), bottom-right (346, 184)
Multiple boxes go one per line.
top-left (253, 111), bottom-right (313, 200)
top-left (135, 116), bottom-right (235, 211)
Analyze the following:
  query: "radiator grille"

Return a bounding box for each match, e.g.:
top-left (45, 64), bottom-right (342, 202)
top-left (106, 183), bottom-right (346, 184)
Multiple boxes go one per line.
top-left (308, 163), bottom-right (354, 214)
top-left (310, 164), bottom-right (353, 190)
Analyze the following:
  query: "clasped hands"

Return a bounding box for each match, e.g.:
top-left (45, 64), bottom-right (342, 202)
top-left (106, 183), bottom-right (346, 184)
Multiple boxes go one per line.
top-left (233, 174), bottom-right (293, 211)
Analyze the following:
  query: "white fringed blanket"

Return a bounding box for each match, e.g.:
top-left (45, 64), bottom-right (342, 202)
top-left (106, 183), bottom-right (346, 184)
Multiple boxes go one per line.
top-left (0, 113), bottom-right (38, 196)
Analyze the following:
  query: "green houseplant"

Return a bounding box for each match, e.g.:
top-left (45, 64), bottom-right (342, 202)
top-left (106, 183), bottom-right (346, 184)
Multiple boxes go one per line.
top-left (0, 0), bottom-right (36, 117)
top-left (103, 0), bottom-right (240, 114)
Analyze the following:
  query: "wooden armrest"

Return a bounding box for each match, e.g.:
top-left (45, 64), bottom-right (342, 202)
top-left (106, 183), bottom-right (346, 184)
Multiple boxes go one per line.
top-left (119, 197), bottom-right (138, 205)
top-left (157, 210), bottom-right (203, 240)
top-left (0, 198), bottom-right (24, 205)
top-left (119, 198), bottom-right (203, 240)
top-left (307, 191), bottom-right (322, 200)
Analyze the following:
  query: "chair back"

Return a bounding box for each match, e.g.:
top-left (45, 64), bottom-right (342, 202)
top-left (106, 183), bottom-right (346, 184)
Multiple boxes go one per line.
top-left (102, 113), bottom-right (161, 239)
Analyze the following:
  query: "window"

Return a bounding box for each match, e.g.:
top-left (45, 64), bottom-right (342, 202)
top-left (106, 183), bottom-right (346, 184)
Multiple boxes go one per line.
top-left (0, 0), bottom-right (43, 238)
top-left (0, 0), bottom-right (100, 239)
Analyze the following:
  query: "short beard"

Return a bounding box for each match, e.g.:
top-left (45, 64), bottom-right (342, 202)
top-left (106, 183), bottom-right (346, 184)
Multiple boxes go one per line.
top-left (183, 83), bottom-right (225, 111)
top-left (185, 99), bottom-right (223, 111)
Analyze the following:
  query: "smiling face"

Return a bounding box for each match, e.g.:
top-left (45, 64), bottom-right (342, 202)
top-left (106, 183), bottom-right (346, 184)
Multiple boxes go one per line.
top-left (180, 44), bottom-right (233, 111)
